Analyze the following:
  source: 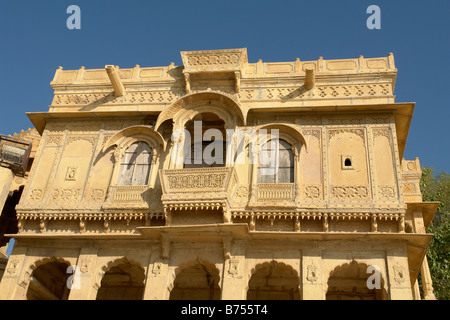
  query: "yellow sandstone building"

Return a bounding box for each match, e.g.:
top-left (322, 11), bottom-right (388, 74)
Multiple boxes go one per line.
top-left (0, 48), bottom-right (438, 300)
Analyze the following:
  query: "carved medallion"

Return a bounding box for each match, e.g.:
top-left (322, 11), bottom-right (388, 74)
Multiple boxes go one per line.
top-left (228, 259), bottom-right (240, 277)
top-left (306, 263), bottom-right (318, 283)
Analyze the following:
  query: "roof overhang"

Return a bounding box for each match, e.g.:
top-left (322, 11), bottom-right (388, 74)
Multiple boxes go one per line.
top-left (27, 110), bottom-right (163, 135)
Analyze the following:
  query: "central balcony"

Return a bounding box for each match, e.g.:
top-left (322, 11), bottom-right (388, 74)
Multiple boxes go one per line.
top-left (159, 167), bottom-right (239, 221)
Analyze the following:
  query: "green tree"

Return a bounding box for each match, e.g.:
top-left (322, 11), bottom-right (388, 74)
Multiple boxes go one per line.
top-left (420, 166), bottom-right (450, 300)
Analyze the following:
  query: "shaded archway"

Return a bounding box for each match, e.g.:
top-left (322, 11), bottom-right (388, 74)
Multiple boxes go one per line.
top-left (247, 260), bottom-right (300, 300)
top-left (169, 260), bottom-right (221, 300)
top-left (326, 261), bottom-right (388, 300)
top-left (26, 258), bottom-right (71, 300)
top-left (183, 112), bottom-right (227, 168)
top-left (96, 258), bottom-right (145, 300)
top-left (0, 186), bottom-right (23, 249)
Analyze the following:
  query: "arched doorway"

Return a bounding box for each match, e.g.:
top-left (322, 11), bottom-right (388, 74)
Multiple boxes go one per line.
top-left (247, 260), bottom-right (300, 300)
top-left (26, 259), bottom-right (71, 300)
top-left (326, 261), bottom-right (388, 300)
top-left (170, 260), bottom-right (221, 300)
top-left (96, 259), bottom-right (145, 300)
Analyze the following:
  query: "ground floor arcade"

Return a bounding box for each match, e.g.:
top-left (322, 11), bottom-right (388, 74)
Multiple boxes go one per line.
top-left (0, 225), bottom-right (430, 300)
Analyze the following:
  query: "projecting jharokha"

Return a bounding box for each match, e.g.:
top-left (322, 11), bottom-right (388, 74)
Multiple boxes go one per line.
top-left (0, 48), bottom-right (438, 300)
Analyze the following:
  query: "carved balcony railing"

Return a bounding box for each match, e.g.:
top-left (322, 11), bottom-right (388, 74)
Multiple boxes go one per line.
top-left (257, 183), bottom-right (295, 202)
top-left (159, 167), bottom-right (239, 214)
top-left (103, 185), bottom-right (151, 210)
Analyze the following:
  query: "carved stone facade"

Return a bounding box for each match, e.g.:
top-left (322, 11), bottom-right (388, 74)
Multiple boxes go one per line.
top-left (0, 48), bottom-right (437, 300)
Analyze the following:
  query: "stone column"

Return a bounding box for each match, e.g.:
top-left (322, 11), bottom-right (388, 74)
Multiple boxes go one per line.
top-left (301, 244), bottom-right (324, 300)
top-left (0, 245), bottom-right (27, 299)
top-left (412, 278), bottom-right (421, 300)
top-left (420, 256), bottom-right (436, 300)
top-left (221, 240), bottom-right (246, 300)
top-left (68, 247), bottom-right (99, 300)
top-left (411, 209), bottom-right (436, 299)
top-left (143, 245), bottom-right (170, 300)
top-left (386, 246), bottom-right (413, 300)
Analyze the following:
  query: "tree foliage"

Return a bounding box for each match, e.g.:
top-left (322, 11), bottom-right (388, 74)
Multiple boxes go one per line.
top-left (420, 166), bottom-right (450, 300)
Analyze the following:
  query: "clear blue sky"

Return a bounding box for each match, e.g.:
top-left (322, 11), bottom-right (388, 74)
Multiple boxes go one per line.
top-left (0, 0), bottom-right (449, 177)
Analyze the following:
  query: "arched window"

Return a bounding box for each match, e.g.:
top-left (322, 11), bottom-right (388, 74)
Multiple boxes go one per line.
top-left (257, 139), bottom-right (294, 183)
top-left (117, 142), bottom-right (152, 186)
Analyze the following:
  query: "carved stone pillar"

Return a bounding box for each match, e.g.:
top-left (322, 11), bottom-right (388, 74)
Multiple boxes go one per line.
top-left (412, 279), bottom-right (421, 300)
top-left (143, 244), bottom-right (170, 300)
top-left (386, 246), bottom-right (413, 300)
top-left (302, 247), bottom-right (324, 300)
top-left (68, 247), bottom-right (99, 300)
top-left (411, 209), bottom-right (436, 299)
top-left (421, 256), bottom-right (436, 300)
top-left (221, 240), bottom-right (246, 300)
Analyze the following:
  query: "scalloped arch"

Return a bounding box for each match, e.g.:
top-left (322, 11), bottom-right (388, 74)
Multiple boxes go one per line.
top-left (102, 125), bottom-right (166, 153)
top-left (94, 256), bottom-right (145, 290)
top-left (154, 91), bottom-right (246, 131)
top-left (256, 123), bottom-right (307, 152)
top-left (20, 256), bottom-right (72, 287)
top-left (168, 258), bottom-right (222, 292)
top-left (325, 260), bottom-right (388, 298)
top-left (245, 260), bottom-right (299, 292)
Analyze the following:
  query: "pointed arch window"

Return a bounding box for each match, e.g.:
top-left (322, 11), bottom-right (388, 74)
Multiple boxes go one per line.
top-left (117, 142), bottom-right (152, 186)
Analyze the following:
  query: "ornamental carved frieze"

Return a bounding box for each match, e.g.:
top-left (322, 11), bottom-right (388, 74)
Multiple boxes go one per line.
top-left (52, 90), bottom-right (184, 106)
top-left (331, 185), bottom-right (369, 200)
top-left (187, 53), bottom-right (240, 66)
top-left (327, 118), bottom-right (364, 125)
top-left (46, 121), bottom-right (103, 133)
top-left (167, 172), bottom-right (227, 190)
top-left (263, 84), bottom-right (391, 100)
top-left (51, 83), bottom-right (392, 106)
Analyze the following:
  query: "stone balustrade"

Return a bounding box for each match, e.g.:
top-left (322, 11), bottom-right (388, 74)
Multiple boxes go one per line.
top-left (257, 183), bottom-right (295, 202)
